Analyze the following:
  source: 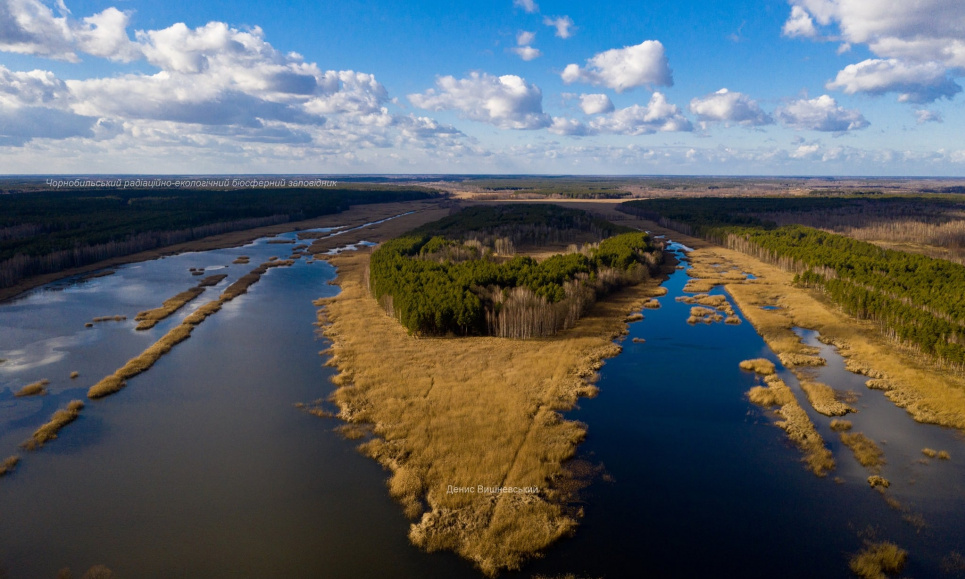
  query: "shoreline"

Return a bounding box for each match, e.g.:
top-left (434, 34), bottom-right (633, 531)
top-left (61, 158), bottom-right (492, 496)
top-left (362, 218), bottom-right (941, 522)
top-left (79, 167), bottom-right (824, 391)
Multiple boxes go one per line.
top-left (640, 220), bottom-right (965, 432)
top-left (316, 241), bottom-right (673, 575)
top-left (0, 200), bottom-right (442, 304)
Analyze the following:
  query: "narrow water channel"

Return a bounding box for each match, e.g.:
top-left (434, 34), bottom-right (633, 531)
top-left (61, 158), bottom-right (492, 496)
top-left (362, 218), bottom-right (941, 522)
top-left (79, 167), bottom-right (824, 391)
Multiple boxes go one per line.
top-left (1, 238), bottom-right (962, 577)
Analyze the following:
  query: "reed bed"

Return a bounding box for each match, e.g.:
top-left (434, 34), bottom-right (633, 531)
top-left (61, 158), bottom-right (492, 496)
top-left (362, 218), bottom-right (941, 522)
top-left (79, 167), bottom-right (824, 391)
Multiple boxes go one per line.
top-left (22, 400), bottom-right (84, 450)
top-left (739, 358), bottom-right (776, 375)
top-left (745, 372), bottom-right (834, 475)
top-left (830, 419), bottom-right (853, 432)
top-left (686, 244), bottom-right (965, 431)
top-left (70, 371), bottom-right (79, 379)
top-left (89, 259), bottom-right (288, 399)
top-left (134, 286), bottom-right (205, 330)
top-left (197, 274), bottom-right (228, 287)
top-left (0, 455), bottom-right (19, 476)
top-left (232, 256), bottom-right (250, 264)
top-left (15, 379), bottom-right (49, 397)
top-left (626, 313), bottom-right (644, 322)
top-left (319, 249), bottom-right (673, 575)
top-left (92, 315), bottom-right (126, 323)
top-left (799, 380), bottom-right (855, 416)
top-left (840, 432), bottom-right (885, 472)
top-left (849, 541), bottom-right (906, 579)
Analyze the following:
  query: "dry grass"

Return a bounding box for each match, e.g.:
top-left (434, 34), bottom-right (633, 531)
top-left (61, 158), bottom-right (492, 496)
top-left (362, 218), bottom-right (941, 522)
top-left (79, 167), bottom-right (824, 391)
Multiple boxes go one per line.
top-left (70, 371), bottom-right (79, 379)
top-left (319, 248), bottom-right (671, 575)
top-left (867, 475), bottom-right (890, 489)
top-left (680, 241), bottom-right (965, 431)
top-left (232, 256), bottom-right (250, 264)
top-left (631, 337), bottom-right (646, 343)
top-left (840, 432), bottom-right (885, 472)
top-left (799, 380), bottom-right (855, 416)
top-left (15, 378), bottom-right (49, 397)
top-left (626, 313), bottom-right (644, 322)
top-left (850, 541), bottom-right (907, 579)
top-left (87, 208), bottom-right (452, 402)
top-left (740, 358), bottom-right (776, 375)
top-left (0, 454), bottom-right (19, 477)
top-left (922, 447), bottom-right (938, 458)
top-left (22, 400), bottom-right (84, 450)
top-left (134, 286), bottom-right (205, 330)
top-left (92, 315), bottom-right (126, 323)
top-left (641, 299), bottom-right (661, 309)
top-left (745, 373), bottom-right (834, 476)
top-left (197, 274), bottom-right (228, 287)
top-left (830, 419), bottom-right (853, 432)
top-left (938, 450), bottom-right (951, 460)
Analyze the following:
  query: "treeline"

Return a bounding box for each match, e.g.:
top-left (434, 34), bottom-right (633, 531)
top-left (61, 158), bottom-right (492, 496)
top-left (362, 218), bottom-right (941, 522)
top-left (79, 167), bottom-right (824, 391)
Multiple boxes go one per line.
top-left (0, 186), bottom-right (435, 289)
top-left (369, 206), bottom-right (662, 338)
top-left (622, 197), bottom-right (965, 369)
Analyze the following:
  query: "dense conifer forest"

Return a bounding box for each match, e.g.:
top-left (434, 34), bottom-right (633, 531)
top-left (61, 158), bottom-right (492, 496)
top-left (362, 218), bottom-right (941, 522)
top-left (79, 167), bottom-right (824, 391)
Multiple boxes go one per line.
top-left (369, 205), bottom-right (663, 338)
top-left (623, 197), bottom-right (965, 369)
top-left (0, 186), bottom-right (435, 289)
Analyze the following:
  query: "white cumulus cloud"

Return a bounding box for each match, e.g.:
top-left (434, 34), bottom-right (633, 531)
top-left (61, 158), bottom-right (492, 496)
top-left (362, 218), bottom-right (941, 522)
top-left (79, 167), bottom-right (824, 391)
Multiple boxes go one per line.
top-left (513, 0), bottom-right (539, 14)
top-left (915, 109), bottom-right (942, 124)
top-left (588, 92), bottom-right (692, 135)
top-left (408, 72), bottom-right (551, 130)
top-left (578, 93), bottom-right (614, 115)
top-left (777, 94), bottom-right (869, 132)
top-left (784, 0), bottom-right (965, 104)
top-left (543, 16), bottom-right (575, 39)
top-left (562, 40), bottom-right (673, 92)
top-left (689, 88), bottom-right (772, 126)
top-left (782, 6), bottom-right (818, 38)
top-left (510, 46), bottom-right (541, 61)
top-left (826, 58), bottom-right (961, 103)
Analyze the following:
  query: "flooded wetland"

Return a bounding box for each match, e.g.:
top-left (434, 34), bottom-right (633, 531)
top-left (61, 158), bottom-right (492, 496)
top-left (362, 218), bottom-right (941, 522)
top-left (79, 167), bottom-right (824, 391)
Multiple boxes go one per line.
top-left (1, 225), bottom-right (963, 578)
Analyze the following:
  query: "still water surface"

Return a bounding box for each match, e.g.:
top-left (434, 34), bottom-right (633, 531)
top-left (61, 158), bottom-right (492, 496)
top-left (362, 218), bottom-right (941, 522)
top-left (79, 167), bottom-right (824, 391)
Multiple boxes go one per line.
top-left (0, 238), bottom-right (962, 577)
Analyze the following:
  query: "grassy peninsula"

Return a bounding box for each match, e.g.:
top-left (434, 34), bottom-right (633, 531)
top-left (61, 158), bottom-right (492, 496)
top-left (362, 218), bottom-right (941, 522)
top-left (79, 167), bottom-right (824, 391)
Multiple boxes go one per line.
top-left (318, 204), bottom-right (669, 574)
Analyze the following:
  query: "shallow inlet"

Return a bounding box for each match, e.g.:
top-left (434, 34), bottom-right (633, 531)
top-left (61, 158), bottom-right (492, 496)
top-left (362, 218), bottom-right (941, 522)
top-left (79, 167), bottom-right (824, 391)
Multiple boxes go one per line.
top-left (0, 238), bottom-right (962, 577)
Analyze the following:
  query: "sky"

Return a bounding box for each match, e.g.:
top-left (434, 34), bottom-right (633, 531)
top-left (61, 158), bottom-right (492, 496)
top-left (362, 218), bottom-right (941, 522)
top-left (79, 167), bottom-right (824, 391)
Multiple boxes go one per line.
top-left (0, 0), bottom-right (964, 176)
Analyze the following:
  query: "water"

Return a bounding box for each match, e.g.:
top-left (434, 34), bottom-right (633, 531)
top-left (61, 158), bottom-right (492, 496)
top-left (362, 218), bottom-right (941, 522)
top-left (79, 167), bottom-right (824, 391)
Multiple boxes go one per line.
top-left (1, 238), bottom-right (963, 577)
top-left (0, 232), bottom-right (475, 578)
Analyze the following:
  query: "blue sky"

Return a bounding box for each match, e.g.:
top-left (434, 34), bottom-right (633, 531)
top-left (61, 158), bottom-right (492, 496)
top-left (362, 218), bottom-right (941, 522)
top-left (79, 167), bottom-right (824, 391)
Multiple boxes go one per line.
top-left (0, 0), bottom-right (963, 175)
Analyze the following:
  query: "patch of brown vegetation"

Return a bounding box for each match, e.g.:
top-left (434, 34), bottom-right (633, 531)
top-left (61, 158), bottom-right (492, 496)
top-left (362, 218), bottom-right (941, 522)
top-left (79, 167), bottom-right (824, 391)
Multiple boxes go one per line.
top-left (197, 274), bottom-right (228, 287)
top-left (0, 454), bottom-right (20, 476)
top-left (799, 380), bottom-right (855, 416)
top-left (840, 432), bottom-right (885, 472)
top-left (739, 358), bottom-right (776, 375)
top-left (746, 372), bottom-right (834, 476)
top-left (625, 313), bottom-right (644, 322)
top-left (92, 315), bottom-right (127, 323)
top-left (134, 287), bottom-right (205, 330)
top-left (318, 247), bottom-right (672, 575)
top-left (641, 299), bottom-right (661, 309)
top-left (679, 241), bottom-right (965, 431)
top-left (22, 400), bottom-right (84, 450)
top-left (922, 447), bottom-right (938, 458)
top-left (15, 378), bottom-right (49, 397)
top-left (830, 419), bottom-right (853, 432)
top-left (70, 371), bottom-right (79, 379)
top-left (850, 541), bottom-right (906, 579)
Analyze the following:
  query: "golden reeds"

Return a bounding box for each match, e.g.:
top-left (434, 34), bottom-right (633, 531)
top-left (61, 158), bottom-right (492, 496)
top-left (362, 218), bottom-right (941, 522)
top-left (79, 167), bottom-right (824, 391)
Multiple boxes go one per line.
top-left (318, 248), bottom-right (672, 575)
top-left (22, 400), bottom-right (84, 450)
top-left (740, 358), bottom-right (776, 375)
top-left (849, 541), bottom-right (906, 579)
top-left (15, 379), bottom-right (49, 397)
top-left (799, 380), bottom-right (855, 416)
top-left (0, 455), bottom-right (19, 476)
top-left (830, 419), bottom-right (853, 432)
top-left (840, 432), bottom-right (885, 472)
top-left (134, 287), bottom-right (205, 330)
top-left (70, 371), bottom-right (79, 379)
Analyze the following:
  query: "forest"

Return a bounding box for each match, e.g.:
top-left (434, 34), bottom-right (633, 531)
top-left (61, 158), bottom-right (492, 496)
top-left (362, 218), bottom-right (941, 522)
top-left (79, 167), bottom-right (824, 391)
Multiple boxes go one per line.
top-left (622, 197), bottom-right (965, 369)
top-left (0, 186), bottom-right (435, 289)
top-left (368, 205), bottom-right (663, 338)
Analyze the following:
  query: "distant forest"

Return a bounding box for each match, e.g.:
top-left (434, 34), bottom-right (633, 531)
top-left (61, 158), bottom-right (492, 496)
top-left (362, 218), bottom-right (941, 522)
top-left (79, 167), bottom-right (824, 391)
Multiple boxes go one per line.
top-left (369, 205), bottom-right (663, 338)
top-left (623, 196), bottom-right (965, 369)
top-left (0, 186), bottom-right (435, 289)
